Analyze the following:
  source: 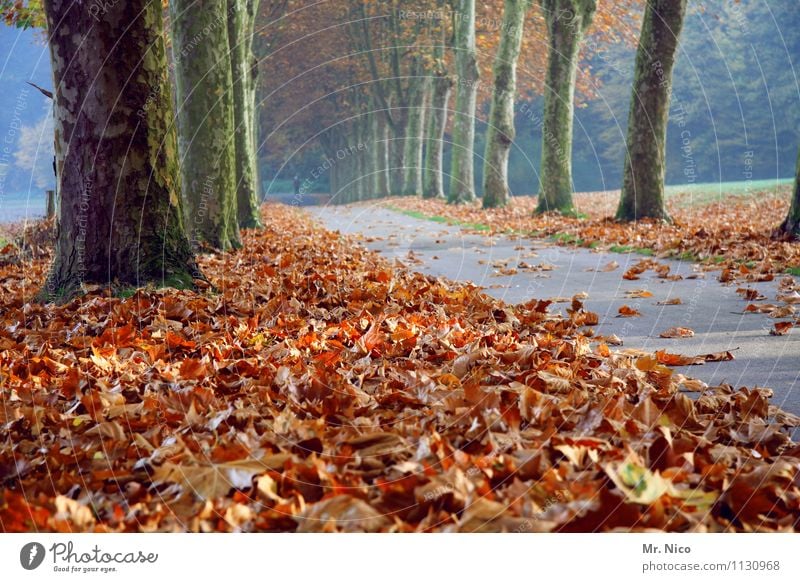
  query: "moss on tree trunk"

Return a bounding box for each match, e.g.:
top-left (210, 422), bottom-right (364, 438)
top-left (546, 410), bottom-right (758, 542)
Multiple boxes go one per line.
top-left (535, 0), bottom-right (596, 216)
top-left (448, 0), bottom-right (479, 204)
top-left (483, 0), bottom-right (530, 209)
top-left (616, 0), bottom-right (687, 222)
top-left (42, 0), bottom-right (196, 299)
top-left (171, 0), bottom-right (241, 251)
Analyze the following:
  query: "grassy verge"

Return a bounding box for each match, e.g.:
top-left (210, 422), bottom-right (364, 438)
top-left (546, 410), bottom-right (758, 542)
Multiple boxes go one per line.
top-left (386, 205), bottom-right (491, 232)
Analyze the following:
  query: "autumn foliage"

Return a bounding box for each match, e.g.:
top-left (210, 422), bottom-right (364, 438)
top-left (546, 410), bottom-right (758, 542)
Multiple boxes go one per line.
top-left (1, 205), bottom-right (798, 532)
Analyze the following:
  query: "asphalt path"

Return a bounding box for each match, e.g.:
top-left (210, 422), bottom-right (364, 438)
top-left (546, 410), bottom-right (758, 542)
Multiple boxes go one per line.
top-left (309, 204), bottom-right (800, 415)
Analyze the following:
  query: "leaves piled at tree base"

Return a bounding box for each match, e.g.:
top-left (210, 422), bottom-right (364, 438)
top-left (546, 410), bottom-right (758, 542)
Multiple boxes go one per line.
top-left (1, 205), bottom-right (798, 532)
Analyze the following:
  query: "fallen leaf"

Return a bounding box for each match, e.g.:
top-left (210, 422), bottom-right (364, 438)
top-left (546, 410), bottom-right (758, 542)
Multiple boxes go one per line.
top-left (618, 305), bottom-right (641, 317)
top-left (660, 327), bottom-right (695, 339)
top-left (770, 322), bottom-right (793, 336)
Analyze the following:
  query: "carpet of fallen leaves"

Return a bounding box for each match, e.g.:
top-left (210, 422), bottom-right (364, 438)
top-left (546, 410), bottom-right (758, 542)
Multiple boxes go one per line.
top-left (379, 187), bottom-right (800, 278)
top-left (1, 204), bottom-right (799, 532)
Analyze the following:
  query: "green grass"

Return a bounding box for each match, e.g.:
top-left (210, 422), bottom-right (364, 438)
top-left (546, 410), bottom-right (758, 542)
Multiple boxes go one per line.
top-left (462, 222), bottom-right (491, 231)
top-left (786, 267), bottom-right (800, 277)
top-left (388, 206), bottom-right (491, 231)
top-left (117, 287), bottom-right (138, 299)
top-left (665, 178), bottom-right (792, 207)
top-left (609, 244), bottom-right (635, 254)
top-left (677, 251), bottom-right (701, 262)
top-left (553, 233), bottom-right (580, 244)
top-left (162, 272), bottom-right (195, 290)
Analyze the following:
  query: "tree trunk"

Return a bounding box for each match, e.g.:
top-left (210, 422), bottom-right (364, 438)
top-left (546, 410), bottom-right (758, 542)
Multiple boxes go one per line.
top-left (45, 189), bottom-right (55, 219)
top-left (448, 0), bottom-right (479, 204)
top-left (483, 0), bottom-right (530, 209)
top-left (42, 0), bottom-right (196, 298)
top-left (423, 35), bottom-right (452, 200)
top-left (372, 103), bottom-right (390, 199)
top-left (327, 141), bottom-right (340, 203)
top-left (616, 0), bottom-right (686, 222)
top-left (402, 75), bottom-right (428, 196)
top-left (774, 147), bottom-right (800, 239)
top-left (535, 0), bottom-right (596, 215)
top-left (171, 0), bottom-right (241, 251)
top-left (389, 105), bottom-right (407, 196)
top-left (355, 116), bottom-right (367, 201)
top-left (228, 0), bottom-right (262, 228)
top-left (361, 109), bottom-right (373, 200)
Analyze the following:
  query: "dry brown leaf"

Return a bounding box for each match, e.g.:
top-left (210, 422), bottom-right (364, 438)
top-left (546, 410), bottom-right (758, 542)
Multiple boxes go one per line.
top-left (659, 327), bottom-right (695, 339)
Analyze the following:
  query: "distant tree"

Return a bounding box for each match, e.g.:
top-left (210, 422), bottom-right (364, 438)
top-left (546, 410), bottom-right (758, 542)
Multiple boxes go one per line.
top-left (423, 17), bottom-right (452, 200)
top-left (534, 0), bottom-right (597, 216)
top-left (449, 0), bottom-right (479, 204)
top-left (616, 0), bottom-right (687, 222)
top-left (401, 54), bottom-right (428, 196)
top-left (482, 0), bottom-right (531, 208)
top-left (171, 0), bottom-right (241, 250)
top-left (228, 0), bottom-right (263, 229)
top-left (42, 0), bottom-right (195, 297)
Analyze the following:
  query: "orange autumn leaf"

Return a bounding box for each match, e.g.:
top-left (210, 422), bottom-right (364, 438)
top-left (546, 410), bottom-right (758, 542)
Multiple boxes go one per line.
top-left (771, 322), bottom-right (793, 336)
top-left (165, 331), bottom-right (196, 350)
top-left (179, 358), bottom-right (207, 380)
top-left (618, 305), bottom-right (641, 317)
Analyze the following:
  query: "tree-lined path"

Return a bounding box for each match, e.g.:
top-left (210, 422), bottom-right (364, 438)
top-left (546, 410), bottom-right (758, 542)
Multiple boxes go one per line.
top-left (1, 0), bottom-right (799, 537)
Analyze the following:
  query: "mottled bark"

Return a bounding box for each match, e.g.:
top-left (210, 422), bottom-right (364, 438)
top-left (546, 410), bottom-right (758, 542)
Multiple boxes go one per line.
top-left (775, 147), bottom-right (800, 239)
top-left (171, 0), bottom-right (241, 251)
top-left (616, 0), bottom-right (686, 222)
top-left (42, 0), bottom-right (195, 298)
top-left (402, 76), bottom-right (428, 196)
top-left (228, 0), bottom-right (262, 228)
top-left (389, 105), bottom-right (407, 195)
top-left (483, 0), bottom-right (530, 209)
top-left (535, 0), bottom-right (596, 215)
top-left (448, 0), bottom-right (479, 204)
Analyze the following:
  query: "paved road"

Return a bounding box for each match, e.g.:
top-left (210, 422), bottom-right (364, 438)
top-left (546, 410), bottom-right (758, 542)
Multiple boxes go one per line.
top-left (308, 205), bottom-right (800, 415)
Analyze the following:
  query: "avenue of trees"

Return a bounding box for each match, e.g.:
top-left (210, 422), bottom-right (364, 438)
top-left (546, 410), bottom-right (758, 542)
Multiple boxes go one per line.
top-left (1, 0), bottom-right (799, 299)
